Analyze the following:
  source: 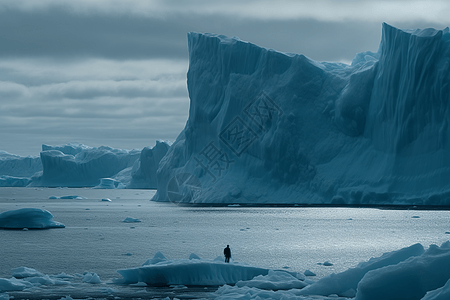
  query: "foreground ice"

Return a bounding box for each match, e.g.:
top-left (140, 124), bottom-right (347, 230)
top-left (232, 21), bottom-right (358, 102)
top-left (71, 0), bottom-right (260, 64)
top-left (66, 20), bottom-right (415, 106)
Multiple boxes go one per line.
top-left (2, 243), bottom-right (450, 299)
top-left (153, 23), bottom-right (450, 205)
top-left (0, 208), bottom-right (65, 229)
top-left (115, 252), bottom-right (277, 286)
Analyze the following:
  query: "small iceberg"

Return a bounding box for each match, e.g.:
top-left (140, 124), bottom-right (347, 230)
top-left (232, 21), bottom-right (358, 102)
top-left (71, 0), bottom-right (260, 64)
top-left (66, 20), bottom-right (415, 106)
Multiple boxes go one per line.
top-left (0, 208), bottom-right (65, 229)
top-left (122, 217), bottom-right (141, 223)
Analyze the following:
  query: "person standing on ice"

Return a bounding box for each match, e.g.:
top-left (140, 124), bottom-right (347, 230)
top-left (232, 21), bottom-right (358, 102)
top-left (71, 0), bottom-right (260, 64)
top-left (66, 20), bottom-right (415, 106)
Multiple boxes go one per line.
top-left (224, 245), bottom-right (231, 263)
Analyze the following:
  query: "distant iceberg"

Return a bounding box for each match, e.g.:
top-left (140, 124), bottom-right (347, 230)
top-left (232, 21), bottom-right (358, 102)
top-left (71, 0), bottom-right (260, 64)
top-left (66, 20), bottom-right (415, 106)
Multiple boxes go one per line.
top-left (32, 143), bottom-right (140, 187)
top-left (153, 23), bottom-right (450, 205)
top-left (0, 151), bottom-right (41, 187)
top-left (0, 141), bottom-right (170, 188)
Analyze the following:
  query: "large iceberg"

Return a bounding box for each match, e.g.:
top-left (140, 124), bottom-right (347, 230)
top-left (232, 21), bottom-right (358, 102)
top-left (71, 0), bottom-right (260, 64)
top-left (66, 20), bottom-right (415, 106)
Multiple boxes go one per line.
top-left (153, 23), bottom-right (450, 205)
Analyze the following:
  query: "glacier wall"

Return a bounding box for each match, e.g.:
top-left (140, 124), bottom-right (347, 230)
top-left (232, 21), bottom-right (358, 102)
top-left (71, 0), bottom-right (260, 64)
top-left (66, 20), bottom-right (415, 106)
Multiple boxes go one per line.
top-left (153, 23), bottom-right (450, 205)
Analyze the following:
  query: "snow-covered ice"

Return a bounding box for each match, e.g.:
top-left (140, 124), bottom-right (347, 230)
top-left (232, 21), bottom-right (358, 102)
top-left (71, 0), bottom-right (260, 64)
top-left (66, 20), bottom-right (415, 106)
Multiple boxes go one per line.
top-left (298, 243), bottom-right (425, 297)
top-left (235, 270), bottom-right (307, 290)
top-left (153, 23), bottom-right (450, 205)
top-left (0, 208), bottom-right (65, 229)
top-left (354, 241), bottom-right (450, 300)
top-left (116, 252), bottom-right (274, 286)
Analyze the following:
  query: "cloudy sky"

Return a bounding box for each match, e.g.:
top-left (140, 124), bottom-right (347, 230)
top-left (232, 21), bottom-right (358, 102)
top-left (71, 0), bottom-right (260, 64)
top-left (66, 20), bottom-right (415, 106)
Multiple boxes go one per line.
top-left (1, 0), bottom-right (448, 156)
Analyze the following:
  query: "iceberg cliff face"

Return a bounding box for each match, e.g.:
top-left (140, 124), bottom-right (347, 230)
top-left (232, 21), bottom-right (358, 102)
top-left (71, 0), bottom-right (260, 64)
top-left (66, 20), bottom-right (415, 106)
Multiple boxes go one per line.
top-left (127, 140), bottom-right (172, 189)
top-left (153, 23), bottom-right (450, 205)
top-left (0, 151), bottom-right (42, 178)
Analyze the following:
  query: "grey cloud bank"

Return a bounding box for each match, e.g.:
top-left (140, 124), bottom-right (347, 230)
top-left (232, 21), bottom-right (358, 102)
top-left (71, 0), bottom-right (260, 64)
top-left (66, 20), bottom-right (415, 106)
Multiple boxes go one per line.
top-left (0, 1), bottom-right (447, 156)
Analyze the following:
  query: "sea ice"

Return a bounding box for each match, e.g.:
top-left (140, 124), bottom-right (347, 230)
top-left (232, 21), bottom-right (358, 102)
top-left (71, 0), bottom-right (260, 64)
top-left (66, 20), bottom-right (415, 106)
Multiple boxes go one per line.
top-left (82, 272), bottom-right (102, 284)
top-left (0, 277), bottom-right (32, 292)
top-left (235, 270), bottom-right (307, 290)
top-left (1, 243), bottom-right (450, 299)
top-left (11, 267), bottom-right (44, 279)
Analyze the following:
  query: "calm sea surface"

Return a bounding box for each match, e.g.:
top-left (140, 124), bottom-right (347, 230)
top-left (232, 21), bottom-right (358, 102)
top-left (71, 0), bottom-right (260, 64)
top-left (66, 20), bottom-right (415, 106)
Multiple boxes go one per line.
top-left (1, 187), bottom-right (450, 283)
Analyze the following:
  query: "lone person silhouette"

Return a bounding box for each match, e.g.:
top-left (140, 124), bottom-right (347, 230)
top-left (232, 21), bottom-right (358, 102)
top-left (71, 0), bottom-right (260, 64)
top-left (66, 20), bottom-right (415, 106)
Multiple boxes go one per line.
top-left (224, 245), bottom-right (231, 263)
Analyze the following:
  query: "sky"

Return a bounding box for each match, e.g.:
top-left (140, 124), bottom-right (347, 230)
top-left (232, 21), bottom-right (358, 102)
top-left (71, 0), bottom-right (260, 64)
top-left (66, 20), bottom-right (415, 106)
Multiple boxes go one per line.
top-left (0, 0), bottom-right (448, 156)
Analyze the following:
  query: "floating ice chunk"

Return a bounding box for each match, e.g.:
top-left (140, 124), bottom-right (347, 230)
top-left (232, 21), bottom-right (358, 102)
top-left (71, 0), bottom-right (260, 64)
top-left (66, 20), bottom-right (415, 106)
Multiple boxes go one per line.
top-left (94, 178), bottom-right (120, 189)
top-left (0, 277), bottom-right (32, 292)
top-left (142, 252), bottom-right (168, 266)
top-left (304, 270), bottom-right (316, 276)
top-left (24, 274), bottom-right (56, 286)
top-left (11, 267), bottom-right (43, 279)
top-left (116, 254), bottom-right (270, 286)
top-left (235, 270), bottom-right (307, 290)
top-left (49, 195), bottom-right (86, 200)
top-left (122, 217), bottom-right (141, 223)
top-left (189, 253), bottom-right (201, 260)
top-left (82, 272), bottom-right (101, 284)
top-left (0, 208), bottom-right (65, 229)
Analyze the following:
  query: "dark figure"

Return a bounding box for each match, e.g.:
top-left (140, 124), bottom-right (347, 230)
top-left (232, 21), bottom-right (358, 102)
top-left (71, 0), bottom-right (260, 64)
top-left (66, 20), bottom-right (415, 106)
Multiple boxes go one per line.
top-left (224, 245), bottom-right (231, 263)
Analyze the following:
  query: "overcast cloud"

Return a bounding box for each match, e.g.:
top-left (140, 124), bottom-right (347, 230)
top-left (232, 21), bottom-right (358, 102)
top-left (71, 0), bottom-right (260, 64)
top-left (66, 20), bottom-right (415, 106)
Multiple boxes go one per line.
top-left (0, 0), bottom-right (448, 156)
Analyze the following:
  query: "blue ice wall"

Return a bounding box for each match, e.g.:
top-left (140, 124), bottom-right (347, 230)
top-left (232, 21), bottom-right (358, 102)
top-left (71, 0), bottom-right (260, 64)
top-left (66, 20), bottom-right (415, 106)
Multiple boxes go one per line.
top-left (153, 23), bottom-right (450, 205)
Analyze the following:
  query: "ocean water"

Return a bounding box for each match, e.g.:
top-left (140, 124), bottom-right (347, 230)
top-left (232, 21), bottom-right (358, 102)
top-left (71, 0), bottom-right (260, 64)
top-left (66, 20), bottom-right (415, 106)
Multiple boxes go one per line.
top-left (1, 187), bottom-right (450, 298)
